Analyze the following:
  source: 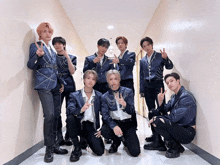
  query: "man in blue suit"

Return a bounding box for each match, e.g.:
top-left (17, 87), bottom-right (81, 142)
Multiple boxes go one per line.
top-left (83, 38), bottom-right (114, 94)
top-left (66, 70), bottom-right (104, 162)
top-left (100, 70), bottom-right (140, 157)
top-left (139, 37), bottom-right (173, 149)
top-left (27, 22), bottom-right (68, 163)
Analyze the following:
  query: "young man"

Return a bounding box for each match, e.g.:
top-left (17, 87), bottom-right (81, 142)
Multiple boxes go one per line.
top-left (146, 72), bottom-right (196, 158)
top-left (112, 36), bottom-right (135, 93)
top-left (100, 70), bottom-right (140, 157)
top-left (139, 37), bottom-right (173, 146)
top-left (27, 22), bottom-right (68, 163)
top-left (66, 70), bottom-right (105, 162)
top-left (83, 38), bottom-right (114, 94)
top-left (52, 36), bottom-right (77, 146)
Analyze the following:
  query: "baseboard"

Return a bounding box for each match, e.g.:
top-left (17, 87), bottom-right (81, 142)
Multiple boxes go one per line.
top-left (3, 140), bottom-right (44, 165)
top-left (184, 143), bottom-right (220, 164)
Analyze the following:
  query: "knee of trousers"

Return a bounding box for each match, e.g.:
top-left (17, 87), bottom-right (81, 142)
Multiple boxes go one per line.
top-left (129, 146), bottom-right (140, 157)
top-left (153, 117), bottom-right (170, 128)
top-left (93, 147), bottom-right (104, 156)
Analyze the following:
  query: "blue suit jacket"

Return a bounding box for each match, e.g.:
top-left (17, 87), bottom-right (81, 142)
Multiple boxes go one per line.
top-left (139, 51), bottom-right (173, 93)
top-left (67, 90), bottom-right (102, 130)
top-left (27, 42), bottom-right (62, 90)
top-left (83, 53), bottom-right (114, 83)
top-left (101, 86), bottom-right (135, 129)
top-left (158, 86), bottom-right (197, 126)
top-left (117, 50), bottom-right (136, 80)
top-left (57, 54), bottom-right (77, 92)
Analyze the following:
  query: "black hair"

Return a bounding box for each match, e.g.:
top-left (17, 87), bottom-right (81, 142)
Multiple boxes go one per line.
top-left (140, 37), bottom-right (153, 48)
top-left (52, 37), bottom-right (66, 47)
top-left (164, 72), bottom-right (180, 82)
top-left (97, 38), bottom-right (110, 49)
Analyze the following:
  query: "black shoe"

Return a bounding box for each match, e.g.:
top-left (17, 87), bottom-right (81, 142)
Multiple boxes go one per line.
top-left (144, 141), bottom-right (167, 151)
top-left (105, 138), bottom-right (112, 144)
top-left (164, 140), bottom-right (184, 158)
top-left (53, 146), bottom-right (68, 155)
top-left (70, 146), bottom-right (82, 162)
top-left (64, 139), bottom-right (73, 146)
top-left (109, 143), bottom-right (119, 153)
top-left (145, 134), bottom-right (156, 142)
top-left (59, 139), bottom-right (65, 146)
top-left (44, 146), bottom-right (53, 163)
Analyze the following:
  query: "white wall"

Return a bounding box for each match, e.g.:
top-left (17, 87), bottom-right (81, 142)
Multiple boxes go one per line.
top-left (137, 0), bottom-right (220, 159)
top-left (0, 0), bottom-right (88, 164)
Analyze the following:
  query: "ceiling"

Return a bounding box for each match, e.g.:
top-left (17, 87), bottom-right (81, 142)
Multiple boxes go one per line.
top-left (59, 0), bottom-right (160, 56)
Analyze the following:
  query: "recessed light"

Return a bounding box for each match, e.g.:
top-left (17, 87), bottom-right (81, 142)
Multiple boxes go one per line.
top-left (107, 25), bottom-right (114, 30)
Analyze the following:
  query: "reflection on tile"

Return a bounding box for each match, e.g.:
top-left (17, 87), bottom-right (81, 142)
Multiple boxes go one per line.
top-left (20, 115), bottom-right (210, 165)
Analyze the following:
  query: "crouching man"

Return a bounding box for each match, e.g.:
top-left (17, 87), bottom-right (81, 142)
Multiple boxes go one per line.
top-left (100, 70), bottom-right (140, 157)
top-left (66, 70), bottom-right (105, 162)
top-left (145, 72), bottom-right (196, 158)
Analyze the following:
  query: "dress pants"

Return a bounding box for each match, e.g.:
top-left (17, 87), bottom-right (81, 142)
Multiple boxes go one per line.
top-left (67, 115), bottom-right (104, 155)
top-left (101, 119), bottom-right (140, 157)
top-left (38, 83), bottom-right (61, 147)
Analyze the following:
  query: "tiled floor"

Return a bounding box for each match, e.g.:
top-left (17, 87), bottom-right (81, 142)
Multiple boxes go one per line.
top-left (20, 115), bottom-right (210, 165)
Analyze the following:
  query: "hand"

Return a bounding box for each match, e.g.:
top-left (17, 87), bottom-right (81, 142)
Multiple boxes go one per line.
top-left (93, 55), bottom-right (101, 63)
top-left (94, 131), bottom-right (102, 138)
top-left (61, 49), bottom-right (69, 58)
top-left (111, 54), bottom-right (119, 64)
top-left (113, 126), bottom-right (123, 136)
top-left (81, 100), bottom-right (93, 112)
top-left (59, 84), bottom-right (64, 93)
top-left (116, 93), bottom-right (126, 107)
top-left (160, 48), bottom-right (168, 59)
top-left (148, 117), bottom-right (156, 127)
top-left (35, 42), bottom-right (44, 57)
top-left (158, 88), bottom-right (167, 106)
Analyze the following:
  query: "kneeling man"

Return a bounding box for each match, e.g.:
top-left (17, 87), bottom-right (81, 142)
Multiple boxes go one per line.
top-left (101, 70), bottom-right (140, 157)
top-left (145, 72), bottom-right (196, 158)
top-left (67, 70), bottom-right (104, 162)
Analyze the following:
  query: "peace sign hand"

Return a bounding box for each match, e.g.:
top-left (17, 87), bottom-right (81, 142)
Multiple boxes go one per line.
top-left (158, 88), bottom-right (167, 106)
top-left (35, 42), bottom-right (44, 57)
top-left (160, 48), bottom-right (168, 59)
top-left (81, 100), bottom-right (93, 112)
top-left (116, 93), bottom-right (126, 107)
top-left (111, 54), bottom-right (119, 64)
top-left (93, 55), bottom-right (101, 63)
top-left (61, 49), bottom-right (69, 58)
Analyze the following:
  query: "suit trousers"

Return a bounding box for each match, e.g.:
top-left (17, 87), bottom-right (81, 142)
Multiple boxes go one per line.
top-left (38, 83), bottom-right (61, 147)
top-left (101, 119), bottom-right (140, 157)
top-left (67, 115), bottom-right (104, 155)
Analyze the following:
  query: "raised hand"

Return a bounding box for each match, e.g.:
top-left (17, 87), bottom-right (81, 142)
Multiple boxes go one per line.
top-left (81, 100), bottom-right (93, 112)
top-left (61, 49), bottom-right (69, 58)
top-left (113, 125), bottom-right (123, 136)
top-left (160, 48), bottom-right (168, 59)
top-left (116, 93), bottom-right (126, 107)
top-left (35, 42), bottom-right (44, 57)
top-left (111, 54), bottom-right (119, 64)
top-left (93, 54), bottom-right (102, 63)
top-left (158, 88), bottom-right (167, 106)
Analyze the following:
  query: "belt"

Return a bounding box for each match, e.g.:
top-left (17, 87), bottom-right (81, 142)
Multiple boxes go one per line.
top-left (38, 64), bottom-right (58, 70)
top-left (114, 118), bottom-right (132, 123)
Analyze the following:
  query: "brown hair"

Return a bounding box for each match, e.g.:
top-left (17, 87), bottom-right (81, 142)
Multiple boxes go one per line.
top-left (115, 36), bottom-right (128, 45)
top-left (36, 22), bottom-right (54, 40)
top-left (83, 70), bottom-right (98, 82)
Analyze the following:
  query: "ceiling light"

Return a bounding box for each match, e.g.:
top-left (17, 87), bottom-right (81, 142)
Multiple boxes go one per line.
top-left (107, 25), bottom-right (114, 30)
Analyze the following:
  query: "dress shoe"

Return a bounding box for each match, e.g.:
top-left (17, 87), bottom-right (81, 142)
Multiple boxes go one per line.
top-left (44, 146), bottom-right (53, 163)
top-left (165, 140), bottom-right (184, 158)
top-left (64, 139), bottom-right (73, 146)
top-left (53, 146), bottom-right (68, 154)
top-left (145, 134), bottom-right (156, 142)
top-left (109, 143), bottom-right (119, 153)
top-left (144, 141), bottom-right (167, 151)
top-left (70, 146), bottom-right (82, 162)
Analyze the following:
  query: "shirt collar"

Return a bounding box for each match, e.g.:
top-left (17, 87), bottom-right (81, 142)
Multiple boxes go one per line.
top-left (81, 88), bottom-right (95, 98)
top-left (146, 50), bottom-right (155, 58)
top-left (119, 49), bottom-right (128, 58)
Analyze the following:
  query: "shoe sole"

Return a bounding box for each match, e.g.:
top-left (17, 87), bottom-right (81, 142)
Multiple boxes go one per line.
top-left (165, 152), bottom-right (180, 158)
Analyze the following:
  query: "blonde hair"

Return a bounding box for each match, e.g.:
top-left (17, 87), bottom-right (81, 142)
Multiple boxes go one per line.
top-left (36, 22), bottom-right (54, 40)
top-left (106, 69), bottom-right (121, 82)
top-left (83, 70), bottom-right (98, 82)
